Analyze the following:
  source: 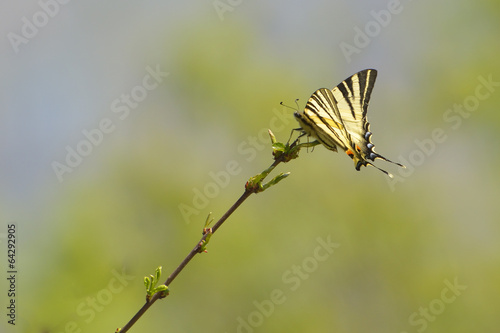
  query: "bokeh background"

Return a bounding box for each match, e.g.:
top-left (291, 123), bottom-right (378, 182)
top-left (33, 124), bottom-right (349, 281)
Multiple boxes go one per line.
top-left (1, 1), bottom-right (499, 332)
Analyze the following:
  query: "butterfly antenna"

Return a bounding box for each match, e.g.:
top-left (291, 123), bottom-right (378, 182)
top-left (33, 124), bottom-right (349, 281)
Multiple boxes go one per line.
top-left (281, 100), bottom-right (305, 145)
top-left (280, 100), bottom-right (299, 111)
top-left (294, 98), bottom-right (300, 109)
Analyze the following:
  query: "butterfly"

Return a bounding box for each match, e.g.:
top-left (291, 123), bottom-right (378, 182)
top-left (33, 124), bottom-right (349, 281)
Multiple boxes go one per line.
top-left (293, 69), bottom-right (405, 177)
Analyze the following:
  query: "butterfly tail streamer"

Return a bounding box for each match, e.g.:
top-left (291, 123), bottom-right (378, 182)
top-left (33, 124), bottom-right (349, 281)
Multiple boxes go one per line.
top-left (369, 152), bottom-right (406, 169)
top-left (365, 161), bottom-right (394, 178)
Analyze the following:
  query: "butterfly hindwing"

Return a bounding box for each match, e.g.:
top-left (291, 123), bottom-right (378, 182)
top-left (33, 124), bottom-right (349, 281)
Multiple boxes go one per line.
top-left (329, 69), bottom-right (376, 159)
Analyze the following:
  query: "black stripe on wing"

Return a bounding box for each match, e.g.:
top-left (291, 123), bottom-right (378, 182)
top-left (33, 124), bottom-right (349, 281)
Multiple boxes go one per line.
top-left (303, 89), bottom-right (352, 150)
top-left (357, 69), bottom-right (377, 118)
top-left (333, 69), bottom-right (377, 120)
top-left (336, 77), bottom-right (356, 119)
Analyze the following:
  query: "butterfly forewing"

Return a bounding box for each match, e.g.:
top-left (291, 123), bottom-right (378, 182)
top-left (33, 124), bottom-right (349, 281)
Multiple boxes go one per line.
top-left (303, 88), bottom-right (350, 151)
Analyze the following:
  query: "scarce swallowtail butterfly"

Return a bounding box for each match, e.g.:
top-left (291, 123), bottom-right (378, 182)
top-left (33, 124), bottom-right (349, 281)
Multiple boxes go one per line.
top-left (293, 69), bottom-right (405, 177)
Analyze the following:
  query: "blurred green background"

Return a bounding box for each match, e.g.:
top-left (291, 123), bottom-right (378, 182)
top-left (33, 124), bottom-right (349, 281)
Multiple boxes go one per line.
top-left (1, 1), bottom-right (500, 332)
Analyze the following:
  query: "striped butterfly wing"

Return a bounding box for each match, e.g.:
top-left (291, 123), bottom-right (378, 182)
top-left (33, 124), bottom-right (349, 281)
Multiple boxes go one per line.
top-left (298, 69), bottom-right (376, 157)
top-left (298, 87), bottom-right (347, 152)
top-left (295, 69), bottom-right (405, 176)
top-left (329, 69), bottom-right (376, 155)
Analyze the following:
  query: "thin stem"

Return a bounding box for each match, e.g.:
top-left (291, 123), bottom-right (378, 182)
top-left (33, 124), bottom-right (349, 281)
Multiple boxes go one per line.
top-left (211, 190), bottom-right (252, 234)
top-left (117, 136), bottom-right (302, 332)
top-left (118, 190), bottom-right (253, 332)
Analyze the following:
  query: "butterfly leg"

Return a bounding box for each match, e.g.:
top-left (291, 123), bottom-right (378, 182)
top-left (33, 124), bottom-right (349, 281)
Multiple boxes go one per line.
top-left (287, 127), bottom-right (305, 145)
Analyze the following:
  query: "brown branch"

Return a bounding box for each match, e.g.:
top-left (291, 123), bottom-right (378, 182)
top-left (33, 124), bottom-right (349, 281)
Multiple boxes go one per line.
top-left (116, 135), bottom-right (308, 332)
top-left (117, 190), bottom-right (253, 332)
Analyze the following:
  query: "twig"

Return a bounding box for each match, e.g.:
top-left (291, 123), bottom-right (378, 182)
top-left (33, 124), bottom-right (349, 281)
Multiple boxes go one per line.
top-left (116, 133), bottom-right (318, 332)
